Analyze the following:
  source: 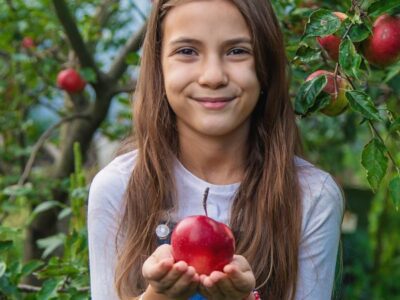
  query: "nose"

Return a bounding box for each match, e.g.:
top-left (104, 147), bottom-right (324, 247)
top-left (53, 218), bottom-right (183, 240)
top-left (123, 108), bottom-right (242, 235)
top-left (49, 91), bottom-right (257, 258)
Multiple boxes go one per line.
top-left (197, 55), bottom-right (228, 88)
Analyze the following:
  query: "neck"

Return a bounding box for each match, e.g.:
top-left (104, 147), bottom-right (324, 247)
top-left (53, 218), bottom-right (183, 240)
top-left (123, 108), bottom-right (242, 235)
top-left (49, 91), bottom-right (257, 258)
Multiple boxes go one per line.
top-left (177, 125), bottom-right (249, 185)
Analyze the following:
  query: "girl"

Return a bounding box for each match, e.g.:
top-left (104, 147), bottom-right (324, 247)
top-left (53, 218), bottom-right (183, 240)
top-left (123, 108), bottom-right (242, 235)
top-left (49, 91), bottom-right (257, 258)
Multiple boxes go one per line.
top-left (88, 0), bottom-right (344, 299)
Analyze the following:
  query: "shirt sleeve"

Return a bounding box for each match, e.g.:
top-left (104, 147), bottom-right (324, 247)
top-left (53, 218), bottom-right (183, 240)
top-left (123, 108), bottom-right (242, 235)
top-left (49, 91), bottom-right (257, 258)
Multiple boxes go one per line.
top-left (87, 166), bottom-right (126, 300)
top-left (295, 173), bottom-right (344, 300)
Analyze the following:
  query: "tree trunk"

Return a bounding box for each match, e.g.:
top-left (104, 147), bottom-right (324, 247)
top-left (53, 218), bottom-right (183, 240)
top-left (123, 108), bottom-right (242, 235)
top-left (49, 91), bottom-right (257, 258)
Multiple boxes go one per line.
top-left (25, 93), bottom-right (113, 269)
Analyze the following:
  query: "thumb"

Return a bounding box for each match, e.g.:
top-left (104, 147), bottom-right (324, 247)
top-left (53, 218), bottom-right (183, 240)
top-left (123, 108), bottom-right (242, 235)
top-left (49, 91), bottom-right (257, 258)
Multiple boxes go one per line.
top-left (154, 244), bottom-right (174, 262)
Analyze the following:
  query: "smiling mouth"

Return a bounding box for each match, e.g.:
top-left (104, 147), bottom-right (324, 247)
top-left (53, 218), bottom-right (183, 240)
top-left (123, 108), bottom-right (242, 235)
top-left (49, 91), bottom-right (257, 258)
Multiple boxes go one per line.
top-left (191, 96), bottom-right (236, 109)
top-left (192, 96), bottom-right (236, 102)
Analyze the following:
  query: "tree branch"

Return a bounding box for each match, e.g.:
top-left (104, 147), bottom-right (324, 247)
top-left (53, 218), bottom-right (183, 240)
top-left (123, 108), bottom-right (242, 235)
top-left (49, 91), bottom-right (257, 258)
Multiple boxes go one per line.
top-left (94, 0), bottom-right (119, 30)
top-left (18, 113), bottom-right (91, 186)
top-left (108, 21), bottom-right (147, 80)
top-left (52, 0), bottom-right (102, 78)
top-left (111, 79), bottom-right (137, 96)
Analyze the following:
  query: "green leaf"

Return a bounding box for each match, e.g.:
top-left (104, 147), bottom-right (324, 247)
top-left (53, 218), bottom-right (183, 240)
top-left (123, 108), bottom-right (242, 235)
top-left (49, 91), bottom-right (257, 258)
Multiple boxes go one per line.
top-left (0, 262), bottom-right (6, 278)
top-left (361, 138), bottom-right (388, 191)
top-left (345, 91), bottom-right (382, 121)
top-left (2, 183), bottom-right (34, 198)
top-left (0, 240), bottom-right (13, 252)
top-left (0, 226), bottom-right (21, 237)
top-left (309, 93), bottom-right (331, 113)
top-left (58, 207), bottom-right (72, 220)
top-left (295, 75), bottom-right (327, 116)
top-left (384, 62), bottom-right (400, 83)
top-left (303, 9), bottom-right (341, 39)
top-left (125, 52), bottom-right (141, 66)
top-left (389, 117), bottom-right (400, 133)
top-left (389, 176), bottom-right (400, 209)
top-left (28, 201), bottom-right (63, 224)
top-left (339, 38), bottom-right (362, 79)
top-left (348, 23), bottom-right (371, 42)
top-left (36, 262), bottom-right (82, 279)
top-left (37, 278), bottom-right (59, 300)
top-left (0, 276), bottom-right (19, 297)
top-left (32, 201), bottom-right (61, 215)
top-left (37, 233), bottom-right (66, 258)
top-left (368, 0), bottom-right (400, 17)
top-left (21, 260), bottom-right (44, 278)
top-left (293, 44), bottom-right (321, 63)
top-left (80, 68), bottom-right (97, 83)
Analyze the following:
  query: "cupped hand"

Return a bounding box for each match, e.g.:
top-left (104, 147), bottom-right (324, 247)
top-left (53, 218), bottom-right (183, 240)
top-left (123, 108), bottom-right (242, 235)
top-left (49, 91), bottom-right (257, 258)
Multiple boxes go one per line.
top-left (198, 255), bottom-right (256, 300)
top-left (142, 244), bottom-right (200, 300)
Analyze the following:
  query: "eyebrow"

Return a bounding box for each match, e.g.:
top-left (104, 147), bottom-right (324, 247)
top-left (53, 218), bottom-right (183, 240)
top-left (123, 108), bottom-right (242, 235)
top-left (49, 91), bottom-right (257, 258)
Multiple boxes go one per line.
top-left (168, 37), bottom-right (252, 47)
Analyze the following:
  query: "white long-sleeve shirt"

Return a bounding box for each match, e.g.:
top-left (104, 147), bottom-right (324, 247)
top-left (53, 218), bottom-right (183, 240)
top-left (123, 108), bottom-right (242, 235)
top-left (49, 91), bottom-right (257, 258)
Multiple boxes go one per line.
top-left (88, 150), bottom-right (344, 299)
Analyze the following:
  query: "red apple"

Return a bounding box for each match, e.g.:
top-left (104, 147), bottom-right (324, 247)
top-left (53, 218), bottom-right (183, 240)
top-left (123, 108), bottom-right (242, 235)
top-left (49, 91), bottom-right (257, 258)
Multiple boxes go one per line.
top-left (362, 14), bottom-right (400, 67)
top-left (316, 12), bottom-right (348, 61)
top-left (22, 37), bottom-right (35, 49)
top-left (171, 215), bottom-right (235, 275)
top-left (306, 70), bottom-right (350, 116)
top-left (56, 68), bottom-right (86, 93)
top-left (302, 0), bottom-right (318, 9)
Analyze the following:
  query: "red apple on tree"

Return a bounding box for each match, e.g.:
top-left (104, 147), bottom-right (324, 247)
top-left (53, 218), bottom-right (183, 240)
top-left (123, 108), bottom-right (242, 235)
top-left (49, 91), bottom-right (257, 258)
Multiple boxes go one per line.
top-left (362, 14), bottom-right (400, 67)
top-left (306, 70), bottom-right (350, 116)
top-left (316, 12), bottom-right (348, 61)
top-left (171, 188), bottom-right (235, 275)
top-left (56, 68), bottom-right (86, 93)
top-left (22, 37), bottom-right (35, 49)
top-left (301, 0), bottom-right (318, 9)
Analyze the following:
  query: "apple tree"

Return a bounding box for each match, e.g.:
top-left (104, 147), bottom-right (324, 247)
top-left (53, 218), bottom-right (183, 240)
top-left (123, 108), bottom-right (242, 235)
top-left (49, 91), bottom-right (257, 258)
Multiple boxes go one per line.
top-left (273, 0), bottom-right (400, 298)
top-left (1, 0), bottom-right (146, 297)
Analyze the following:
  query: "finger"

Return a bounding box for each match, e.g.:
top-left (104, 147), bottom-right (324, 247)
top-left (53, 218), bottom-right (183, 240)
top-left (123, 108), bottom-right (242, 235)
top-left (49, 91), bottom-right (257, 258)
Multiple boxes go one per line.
top-left (153, 244), bottom-right (175, 261)
top-left (200, 271), bottom-right (227, 298)
top-left (203, 271), bottom-right (227, 288)
top-left (223, 264), bottom-right (255, 292)
top-left (228, 255), bottom-right (252, 272)
top-left (211, 274), bottom-right (237, 296)
top-left (142, 256), bottom-right (174, 281)
top-left (165, 266), bottom-right (199, 297)
top-left (151, 260), bottom-right (189, 292)
top-left (142, 245), bottom-right (175, 280)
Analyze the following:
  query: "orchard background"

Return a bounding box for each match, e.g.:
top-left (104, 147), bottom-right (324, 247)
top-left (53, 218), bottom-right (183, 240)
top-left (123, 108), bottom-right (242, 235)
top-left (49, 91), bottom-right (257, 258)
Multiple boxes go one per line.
top-left (0, 0), bottom-right (399, 299)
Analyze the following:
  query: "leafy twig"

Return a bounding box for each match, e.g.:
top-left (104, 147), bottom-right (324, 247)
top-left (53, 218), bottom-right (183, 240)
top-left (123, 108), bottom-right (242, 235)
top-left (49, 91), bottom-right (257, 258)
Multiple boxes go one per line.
top-left (17, 284), bottom-right (89, 293)
top-left (368, 121), bottom-right (400, 174)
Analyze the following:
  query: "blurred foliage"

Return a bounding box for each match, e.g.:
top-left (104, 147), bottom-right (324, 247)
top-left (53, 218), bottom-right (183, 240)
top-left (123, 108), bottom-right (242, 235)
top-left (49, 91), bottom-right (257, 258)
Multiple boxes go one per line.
top-left (1, 143), bottom-right (89, 299)
top-left (0, 0), bottom-right (399, 299)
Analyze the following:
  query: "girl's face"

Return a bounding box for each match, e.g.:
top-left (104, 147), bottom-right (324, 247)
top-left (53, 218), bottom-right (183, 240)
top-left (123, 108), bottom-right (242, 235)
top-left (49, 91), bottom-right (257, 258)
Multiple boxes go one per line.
top-left (161, 0), bottom-right (261, 140)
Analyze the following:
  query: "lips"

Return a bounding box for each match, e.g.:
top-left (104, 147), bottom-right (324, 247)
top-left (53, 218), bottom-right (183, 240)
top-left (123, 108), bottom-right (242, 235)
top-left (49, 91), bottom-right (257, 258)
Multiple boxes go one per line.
top-left (193, 96), bottom-right (235, 102)
top-left (191, 96), bottom-right (235, 109)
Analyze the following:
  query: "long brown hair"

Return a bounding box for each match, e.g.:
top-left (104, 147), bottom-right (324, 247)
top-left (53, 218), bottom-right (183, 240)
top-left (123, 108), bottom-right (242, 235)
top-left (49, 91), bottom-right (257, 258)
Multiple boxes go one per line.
top-left (115, 0), bottom-right (303, 299)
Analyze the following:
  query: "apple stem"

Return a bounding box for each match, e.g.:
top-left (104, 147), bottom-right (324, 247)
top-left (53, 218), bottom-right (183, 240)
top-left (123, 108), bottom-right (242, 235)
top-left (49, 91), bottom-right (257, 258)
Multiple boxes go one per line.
top-left (202, 187), bottom-right (210, 217)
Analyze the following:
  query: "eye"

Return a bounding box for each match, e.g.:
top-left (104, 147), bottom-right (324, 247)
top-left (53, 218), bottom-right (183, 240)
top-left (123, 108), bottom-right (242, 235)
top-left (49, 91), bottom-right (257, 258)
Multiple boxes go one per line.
top-left (227, 48), bottom-right (250, 55)
top-left (176, 48), bottom-right (197, 56)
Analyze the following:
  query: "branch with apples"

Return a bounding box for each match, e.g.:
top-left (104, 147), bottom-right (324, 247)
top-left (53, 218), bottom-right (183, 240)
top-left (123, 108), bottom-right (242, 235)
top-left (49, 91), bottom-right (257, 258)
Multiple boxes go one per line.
top-left (293, 0), bottom-right (400, 208)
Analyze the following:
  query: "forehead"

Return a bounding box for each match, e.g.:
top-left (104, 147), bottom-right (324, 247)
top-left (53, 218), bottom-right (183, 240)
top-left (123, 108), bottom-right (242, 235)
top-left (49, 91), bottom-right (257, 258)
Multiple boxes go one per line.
top-left (161, 0), bottom-right (251, 43)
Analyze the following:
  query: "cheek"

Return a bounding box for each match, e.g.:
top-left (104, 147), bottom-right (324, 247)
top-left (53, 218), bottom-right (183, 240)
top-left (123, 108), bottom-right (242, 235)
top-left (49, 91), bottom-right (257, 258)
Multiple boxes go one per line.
top-left (163, 61), bottom-right (194, 96)
top-left (229, 62), bottom-right (260, 90)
